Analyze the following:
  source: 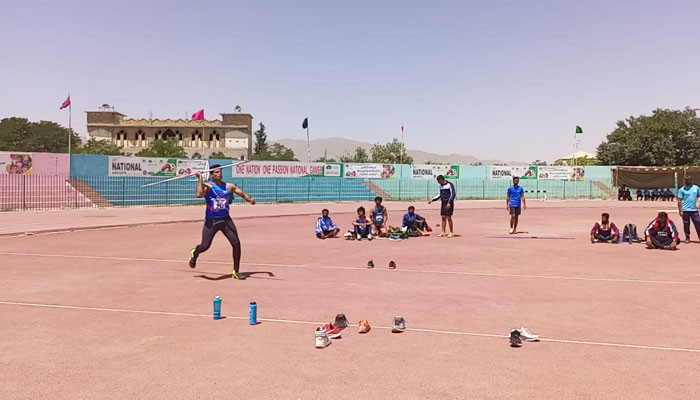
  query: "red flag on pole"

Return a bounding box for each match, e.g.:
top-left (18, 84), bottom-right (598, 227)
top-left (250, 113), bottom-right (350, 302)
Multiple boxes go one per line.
top-left (60, 95), bottom-right (71, 110)
top-left (401, 124), bottom-right (404, 133)
top-left (191, 109), bottom-right (205, 120)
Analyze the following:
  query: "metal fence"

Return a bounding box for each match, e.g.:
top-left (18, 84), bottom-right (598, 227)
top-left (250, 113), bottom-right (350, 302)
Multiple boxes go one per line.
top-left (0, 175), bottom-right (614, 211)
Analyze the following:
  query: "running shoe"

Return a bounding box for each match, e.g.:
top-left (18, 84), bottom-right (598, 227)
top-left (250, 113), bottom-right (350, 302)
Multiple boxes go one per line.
top-left (447, 232), bottom-right (455, 238)
top-left (388, 261), bottom-right (396, 269)
top-left (437, 232), bottom-right (447, 237)
top-left (315, 327), bottom-right (331, 348)
top-left (685, 238), bottom-right (691, 244)
top-left (367, 234), bottom-right (373, 241)
top-left (358, 320), bottom-right (371, 334)
top-left (334, 314), bottom-right (348, 330)
top-left (388, 234), bottom-right (401, 241)
top-left (510, 328), bottom-right (522, 347)
top-left (188, 248), bottom-right (197, 268)
top-left (392, 316), bottom-right (406, 332)
top-left (323, 323), bottom-right (342, 339)
top-left (517, 326), bottom-right (540, 341)
top-left (232, 270), bottom-right (246, 280)
top-left (509, 228), bottom-right (515, 234)
top-left (367, 260), bottom-right (375, 269)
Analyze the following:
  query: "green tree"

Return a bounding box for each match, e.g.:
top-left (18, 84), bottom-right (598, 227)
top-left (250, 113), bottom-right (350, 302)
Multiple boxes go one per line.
top-left (235, 105), bottom-right (242, 112)
top-left (339, 147), bottom-right (370, 163)
top-left (73, 138), bottom-right (124, 155)
top-left (531, 160), bottom-right (548, 166)
top-left (266, 143), bottom-right (297, 161)
top-left (0, 117), bottom-right (80, 152)
top-left (597, 107), bottom-right (700, 166)
top-left (315, 156), bottom-right (337, 162)
top-left (209, 151), bottom-right (230, 159)
top-left (253, 122), bottom-right (269, 159)
top-left (370, 138), bottom-right (413, 164)
top-left (136, 138), bottom-right (187, 158)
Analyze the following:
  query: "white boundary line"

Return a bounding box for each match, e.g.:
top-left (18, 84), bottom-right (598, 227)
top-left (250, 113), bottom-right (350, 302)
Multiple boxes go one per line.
top-left (2, 251), bottom-right (700, 286)
top-left (1, 300), bottom-right (699, 354)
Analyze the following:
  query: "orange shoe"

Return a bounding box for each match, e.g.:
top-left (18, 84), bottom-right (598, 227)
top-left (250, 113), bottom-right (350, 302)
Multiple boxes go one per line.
top-left (358, 320), bottom-right (371, 334)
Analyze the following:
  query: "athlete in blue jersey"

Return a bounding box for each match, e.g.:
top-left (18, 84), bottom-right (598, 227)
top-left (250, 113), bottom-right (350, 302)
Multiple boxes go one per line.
top-left (506, 176), bottom-right (526, 234)
top-left (370, 196), bottom-right (389, 236)
top-left (188, 165), bottom-right (255, 280)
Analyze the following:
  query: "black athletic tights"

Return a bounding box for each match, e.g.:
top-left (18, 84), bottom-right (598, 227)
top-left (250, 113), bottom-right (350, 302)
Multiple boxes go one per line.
top-left (194, 217), bottom-right (241, 272)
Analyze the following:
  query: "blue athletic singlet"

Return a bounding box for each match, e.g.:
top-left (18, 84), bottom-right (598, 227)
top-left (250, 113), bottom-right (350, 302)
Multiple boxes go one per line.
top-left (205, 182), bottom-right (231, 219)
top-left (373, 206), bottom-right (385, 225)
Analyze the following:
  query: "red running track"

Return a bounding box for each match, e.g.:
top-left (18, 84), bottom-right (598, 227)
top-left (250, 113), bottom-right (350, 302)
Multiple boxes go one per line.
top-left (1, 200), bottom-right (699, 399)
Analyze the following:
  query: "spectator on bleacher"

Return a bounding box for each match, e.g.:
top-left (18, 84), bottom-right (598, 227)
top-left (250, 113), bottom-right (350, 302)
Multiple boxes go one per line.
top-left (677, 176), bottom-right (700, 243)
top-left (645, 212), bottom-right (680, 250)
top-left (644, 189), bottom-right (651, 201)
top-left (315, 209), bottom-right (340, 239)
top-left (637, 189), bottom-right (644, 201)
top-left (590, 213), bottom-right (620, 243)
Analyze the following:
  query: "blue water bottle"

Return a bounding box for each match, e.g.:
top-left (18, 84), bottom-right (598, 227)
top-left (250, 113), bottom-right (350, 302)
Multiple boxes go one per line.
top-left (249, 301), bottom-right (257, 325)
top-left (213, 296), bottom-right (222, 320)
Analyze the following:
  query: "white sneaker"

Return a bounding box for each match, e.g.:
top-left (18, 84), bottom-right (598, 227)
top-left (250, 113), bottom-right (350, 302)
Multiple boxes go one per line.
top-left (517, 326), bottom-right (539, 341)
top-left (509, 228), bottom-right (515, 234)
top-left (315, 327), bottom-right (331, 348)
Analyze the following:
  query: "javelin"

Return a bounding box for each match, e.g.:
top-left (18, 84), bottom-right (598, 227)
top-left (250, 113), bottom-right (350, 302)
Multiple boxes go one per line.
top-left (139, 160), bottom-right (249, 188)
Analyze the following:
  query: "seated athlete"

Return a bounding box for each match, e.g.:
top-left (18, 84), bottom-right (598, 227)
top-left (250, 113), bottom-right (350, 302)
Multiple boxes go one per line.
top-left (643, 189), bottom-right (651, 201)
top-left (645, 212), bottom-right (680, 250)
top-left (665, 188), bottom-right (675, 201)
top-left (636, 189), bottom-right (644, 201)
top-left (590, 213), bottom-right (620, 243)
top-left (315, 209), bottom-right (340, 239)
top-left (370, 196), bottom-right (389, 236)
top-left (350, 206), bottom-right (373, 241)
top-left (402, 206), bottom-right (430, 236)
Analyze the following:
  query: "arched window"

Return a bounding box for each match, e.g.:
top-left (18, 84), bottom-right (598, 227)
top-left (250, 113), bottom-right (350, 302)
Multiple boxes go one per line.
top-left (155, 130), bottom-right (161, 141)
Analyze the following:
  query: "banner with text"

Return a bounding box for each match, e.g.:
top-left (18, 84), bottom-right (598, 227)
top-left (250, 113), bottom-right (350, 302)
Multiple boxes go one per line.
top-left (344, 163), bottom-right (395, 179)
top-left (109, 156), bottom-right (177, 177)
top-left (231, 161), bottom-right (341, 178)
top-left (176, 159), bottom-right (209, 177)
top-left (411, 165), bottom-right (460, 179)
top-left (490, 166), bottom-right (537, 180)
top-left (0, 153), bottom-right (33, 175)
top-left (538, 166), bottom-right (585, 181)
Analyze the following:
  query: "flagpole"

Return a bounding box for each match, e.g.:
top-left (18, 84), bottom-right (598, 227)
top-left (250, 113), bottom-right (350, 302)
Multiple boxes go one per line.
top-left (68, 99), bottom-right (72, 178)
top-left (306, 126), bottom-right (311, 163)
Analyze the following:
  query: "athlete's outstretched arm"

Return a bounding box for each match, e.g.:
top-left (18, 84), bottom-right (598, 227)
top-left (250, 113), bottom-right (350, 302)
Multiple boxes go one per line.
top-left (228, 183), bottom-right (256, 205)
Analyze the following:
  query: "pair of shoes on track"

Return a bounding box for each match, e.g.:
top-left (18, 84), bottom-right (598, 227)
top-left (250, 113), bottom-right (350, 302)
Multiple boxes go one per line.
top-left (189, 248), bottom-right (245, 280)
top-left (317, 315), bottom-right (406, 348)
top-left (510, 327), bottom-right (539, 347)
top-left (367, 260), bottom-right (396, 269)
top-left (436, 232), bottom-right (455, 238)
top-left (316, 314), bottom-right (349, 348)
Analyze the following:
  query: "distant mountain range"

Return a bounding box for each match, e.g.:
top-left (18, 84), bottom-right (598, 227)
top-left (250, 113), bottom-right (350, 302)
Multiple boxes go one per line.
top-left (274, 137), bottom-right (526, 165)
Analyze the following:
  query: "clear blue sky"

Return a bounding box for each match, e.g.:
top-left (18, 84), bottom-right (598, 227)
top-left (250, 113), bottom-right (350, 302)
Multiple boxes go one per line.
top-left (1, 0), bottom-right (699, 162)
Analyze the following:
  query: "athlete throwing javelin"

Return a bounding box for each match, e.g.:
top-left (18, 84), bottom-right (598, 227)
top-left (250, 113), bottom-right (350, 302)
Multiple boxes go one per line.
top-left (188, 165), bottom-right (255, 280)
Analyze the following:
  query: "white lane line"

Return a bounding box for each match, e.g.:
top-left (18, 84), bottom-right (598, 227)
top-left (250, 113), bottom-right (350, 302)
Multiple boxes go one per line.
top-left (1, 300), bottom-right (699, 354)
top-left (2, 251), bottom-right (699, 286)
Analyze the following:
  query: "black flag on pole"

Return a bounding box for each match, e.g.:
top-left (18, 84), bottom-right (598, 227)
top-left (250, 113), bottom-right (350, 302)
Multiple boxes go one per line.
top-left (302, 118), bottom-right (308, 129)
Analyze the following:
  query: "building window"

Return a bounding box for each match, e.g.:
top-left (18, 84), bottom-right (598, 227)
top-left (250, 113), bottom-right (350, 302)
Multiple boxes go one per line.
top-left (155, 130), bottom-right (161, 141)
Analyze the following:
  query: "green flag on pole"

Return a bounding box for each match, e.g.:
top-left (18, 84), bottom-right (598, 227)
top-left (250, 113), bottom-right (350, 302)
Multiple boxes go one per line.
top-left (575, 125), bottom-right (583, 134)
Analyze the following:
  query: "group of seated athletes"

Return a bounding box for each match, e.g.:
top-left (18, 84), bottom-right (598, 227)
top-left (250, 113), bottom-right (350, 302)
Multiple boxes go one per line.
top-left (314, 196), bottom-right (433, 240)
top-left (618, 185), bottom-right (675, 201)
top-left (591, 211), bottom-right (683, 250)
